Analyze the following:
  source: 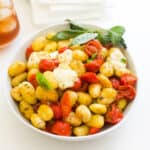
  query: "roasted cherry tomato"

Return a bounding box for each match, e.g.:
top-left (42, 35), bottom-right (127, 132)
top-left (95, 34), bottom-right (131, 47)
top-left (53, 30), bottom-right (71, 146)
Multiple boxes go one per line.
top-left (70, 78), bottom-right (82, 91)
top-left (79, 81), bottom-right (88, 92)
top-left (39, 59), bottom-right (59, 72)
top-left (28, 74), bottom-right (38, 88)
top-left (60, 91), bottom-right (72, 117)
top-left (51, 104), bottom-right (62, 120)
top-left (25, 45), bottom-right (33, 59)
top-left (84, 39), bottom-right (103, 56)
top-left (105, 104), bottom-right (123, 124)
top-left (51, 121), bottom-right (71, 136)
top-left (80, 72), bottom-right (99, 83)
top-left (110, 77), bottom-right (120, 89)
top-left (85, 58), bottom-right (104, 72)
top-left (89, 127), bottom-right (101, 135)
top-left (116, 85), bottom-right (136, 101)
top-left (58, 46), bottom-right (68, 53)
top-left (121, 73), bottom-right (137, 86)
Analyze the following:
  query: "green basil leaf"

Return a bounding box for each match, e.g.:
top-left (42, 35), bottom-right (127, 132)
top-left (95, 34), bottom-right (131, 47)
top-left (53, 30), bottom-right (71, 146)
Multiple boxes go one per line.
top-left (66, 19), bottom-right (88, 31)
top-left (109, 26), bottom-right (125, 46)
top-left (70, 33), bottom-right (98, 46)
top-left (52, 29), bottom-right (85, 41)
top-left (96, 31), bottom-right (111, 45)
top-left (118, 38), bottom-right (127, 49)
top-left (36, 72), bottom-right (52, 90)
top-left (120, 58), bottom-right (127, 63)
top-left (110, 26), bottom-right (125, 37)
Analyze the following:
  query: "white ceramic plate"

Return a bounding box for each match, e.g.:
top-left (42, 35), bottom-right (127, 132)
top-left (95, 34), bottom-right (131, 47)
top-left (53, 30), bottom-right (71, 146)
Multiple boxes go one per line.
top-left (2, 23), bottom-right (137, 141)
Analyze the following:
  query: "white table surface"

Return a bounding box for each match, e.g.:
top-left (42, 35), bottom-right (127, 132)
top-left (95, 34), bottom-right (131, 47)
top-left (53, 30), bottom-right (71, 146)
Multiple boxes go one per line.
top-left (0, 0), bottom-right (150, 149)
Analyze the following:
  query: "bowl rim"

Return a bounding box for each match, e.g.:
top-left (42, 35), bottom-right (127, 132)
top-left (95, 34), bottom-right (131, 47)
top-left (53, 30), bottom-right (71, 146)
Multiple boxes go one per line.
top-left (2, 22), bottom-right (138, 141)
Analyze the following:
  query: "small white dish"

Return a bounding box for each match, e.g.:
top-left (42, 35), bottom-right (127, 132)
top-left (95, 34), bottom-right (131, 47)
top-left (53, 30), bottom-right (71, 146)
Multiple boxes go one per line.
top-left (2, 23), bottom-right (137, 141)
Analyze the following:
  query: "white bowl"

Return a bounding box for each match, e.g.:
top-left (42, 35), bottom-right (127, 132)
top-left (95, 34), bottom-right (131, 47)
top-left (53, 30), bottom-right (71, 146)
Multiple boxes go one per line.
top-left (2, 23), bottom-right (137, 141)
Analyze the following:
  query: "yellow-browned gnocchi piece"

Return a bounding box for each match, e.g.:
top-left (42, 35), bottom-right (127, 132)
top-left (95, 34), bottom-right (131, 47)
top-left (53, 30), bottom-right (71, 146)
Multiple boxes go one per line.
top-left (117, 99), bottom-right (127, 111)
top-left (100, 47), bottom-right (108, 59)
top-left (88, 83), bottom-right (101, 98)
top-left (76, 105), bottom-right (92, 123)
top-left (11, 72), bottom-right (27, 87)
top-left (73, 125), bottom-right (89, 136)
top-left (86, 115), bottom-right (104, 128)
top-left (30, 114), bottom-right (46, 129)
top-left (70, 60), bottom-right (86, 76)
top-left (11, 86), bottom-right (22, 102)
top-left (57, 40), bottom-right (70, 49)
top-left (32, 36), bottom-right (46, 51)
top-left (77, 92), bottom-right (92, 105)
top-left (89, 103), bottom-right (107, 114)
top-left (115, 68), bottom-right (131, 77)
top-left (97, 74), bottom-right (112, 88)
top-left (8, 61), bottom-right (26, 77)
top-left (43, 71), bottom-right (58, 89)
top-left (98, 88), bottom-right (117, 105)
top-left (46, 32), bottom-right (55, 40)
top-left (100, 62), bottom-right (114, 77)
top-left (19, 82), bottom-right (37, 104)
top-left (44, 41), bottom-right (57, 52)
top-left (19, 101), bottom-right (34, 119)
top-left (70, 45), bottom-right (84, 51)
top-left (37, 104), bottom-right (54, 121)
top-left (36, 86), bottom-right (58, 102)
top-left (65, 112), bottom-right (82, 127)
top-left (67, 90), bottom-right (78, 106)
top-left (72, 50), bottom-right (88, 62)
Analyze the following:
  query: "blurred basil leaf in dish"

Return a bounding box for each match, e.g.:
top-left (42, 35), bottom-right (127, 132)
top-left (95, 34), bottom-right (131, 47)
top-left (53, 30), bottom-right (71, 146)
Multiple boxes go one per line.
top-left (36, 72), bottom-right (52, 90)
top-left (52, 29), bottom-right (85, 41)
top-left (70, 33), bottom-right (98, 46)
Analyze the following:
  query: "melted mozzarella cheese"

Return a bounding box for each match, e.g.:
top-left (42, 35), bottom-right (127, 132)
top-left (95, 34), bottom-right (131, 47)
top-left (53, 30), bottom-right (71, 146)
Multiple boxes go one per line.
top-left (107, 48), bottom-right (127, 69)
top-left (58, 49), bottom-right (73, 64)
top-left (53, 64), bottom-right (78, 90)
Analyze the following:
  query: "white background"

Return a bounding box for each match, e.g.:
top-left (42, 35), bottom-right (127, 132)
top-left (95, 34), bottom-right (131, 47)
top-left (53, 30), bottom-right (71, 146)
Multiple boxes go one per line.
top-left (0, 0), bottom-right (150, 150)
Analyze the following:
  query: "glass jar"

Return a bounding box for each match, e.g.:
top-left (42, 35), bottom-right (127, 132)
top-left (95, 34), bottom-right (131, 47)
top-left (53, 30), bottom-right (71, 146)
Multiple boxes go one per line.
top-left (0, 0), bottom-right (20, 48)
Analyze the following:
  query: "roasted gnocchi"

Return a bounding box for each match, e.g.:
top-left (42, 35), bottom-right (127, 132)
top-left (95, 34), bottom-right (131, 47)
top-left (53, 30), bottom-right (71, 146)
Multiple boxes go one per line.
top-left (8, 22), bottom-right (137, 137)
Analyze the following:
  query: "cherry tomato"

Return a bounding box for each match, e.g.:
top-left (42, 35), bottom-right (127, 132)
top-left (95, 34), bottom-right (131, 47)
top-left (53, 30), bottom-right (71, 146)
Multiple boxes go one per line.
top-left (70, 78), bottom-right (82, 91)
top-left (84, 39), bottom-right (103, 56)
top-left (89, 127), bottom-right (101, 135)
top-left (79, 81), bottom-right (88, 92)
top-left (105, 104), bottom-right (123, 124)
top-left (110, 77), bottom-right (120, 89)
top-left (121, 73), bottom-right (137, 86)
top-left (85, 58), bottom-right (104, 72)
top-left (39, 59), bottom-right (59, 72)
top-left (51, 104), bottom-right (62, 120)
top-left (80, 72), bottom-right (99, 83)
top-left (25, 45), bottom-right (33, 60)
top-left (60, 91), bottom-right (72, 117)
top-left (51, 121), bottom-right (71, 136)
top-left (45, 122), bottom-right (53, 133)
top-left (116, 85), bottom-right (136, 101)
top-left (58, 46), bottom-right (68, 53)
top-left (28, 74), bottom-right (38, 88)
